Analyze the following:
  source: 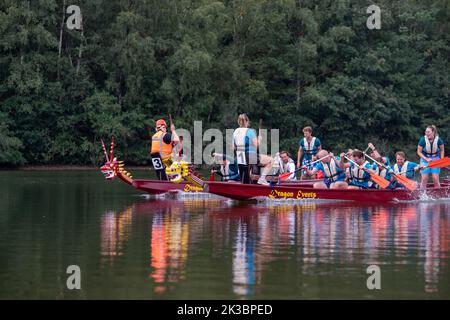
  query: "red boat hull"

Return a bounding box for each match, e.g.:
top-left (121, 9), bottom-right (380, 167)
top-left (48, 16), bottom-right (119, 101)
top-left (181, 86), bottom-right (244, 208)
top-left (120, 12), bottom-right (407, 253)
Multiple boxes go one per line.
top-left (130, 178), bottom-right (450, 203)
top-left (206, 181), bottom-right (450, 203)
top-left (131, 179), bottom-right (319, 194)
top-left (132, 180), bottom-right (206, 194)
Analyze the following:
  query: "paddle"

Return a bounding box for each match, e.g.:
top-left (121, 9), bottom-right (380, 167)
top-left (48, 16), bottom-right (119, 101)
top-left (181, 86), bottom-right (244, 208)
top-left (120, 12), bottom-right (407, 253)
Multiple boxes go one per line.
top-left (425, 156), bottom-right (450, 169)
top-left (279, 154), bottom-right (331, 182)
top-left (399, 157), bottom-right (450, 174)
top-left (344, 155), bottom-right (390, 189)
top-left (363, 152), bottom-right (416, 191)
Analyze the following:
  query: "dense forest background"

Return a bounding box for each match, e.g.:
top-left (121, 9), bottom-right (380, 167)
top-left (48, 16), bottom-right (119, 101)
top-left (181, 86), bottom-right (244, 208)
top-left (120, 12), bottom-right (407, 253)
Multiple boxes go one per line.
top-left (0, 0), bottom-right (449, 166)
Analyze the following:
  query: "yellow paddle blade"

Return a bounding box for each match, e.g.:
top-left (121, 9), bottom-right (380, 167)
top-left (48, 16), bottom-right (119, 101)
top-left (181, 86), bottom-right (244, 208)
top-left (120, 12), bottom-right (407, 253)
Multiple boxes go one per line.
top-left (427, 157), bottom-right (450, 169)
top-left (395, 175), bottom-right (417, 191)
top-left (370, 173), bottom-right (390, 189)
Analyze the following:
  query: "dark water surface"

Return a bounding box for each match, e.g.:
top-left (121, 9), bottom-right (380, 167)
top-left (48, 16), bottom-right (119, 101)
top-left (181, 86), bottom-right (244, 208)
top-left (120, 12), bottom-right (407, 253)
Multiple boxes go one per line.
top-left (1, 171), bottom-right (449, 299)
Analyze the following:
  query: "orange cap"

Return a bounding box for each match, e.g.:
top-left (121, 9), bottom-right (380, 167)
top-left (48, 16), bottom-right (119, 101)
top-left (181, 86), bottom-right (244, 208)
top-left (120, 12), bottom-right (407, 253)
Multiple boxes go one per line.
top-left (156, 119), bottom-right (167, 127)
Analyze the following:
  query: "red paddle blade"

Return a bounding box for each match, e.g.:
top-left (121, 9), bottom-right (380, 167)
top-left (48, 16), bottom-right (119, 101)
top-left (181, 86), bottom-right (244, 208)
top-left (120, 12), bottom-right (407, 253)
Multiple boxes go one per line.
top-left (427, 157), bottom-right (450, 168)
top-left (279, 172), bottom-right (293, 181)
top-left (370, 173), bottom-right (390, 189)
top-left (395, 175), bottom-right (417, 191)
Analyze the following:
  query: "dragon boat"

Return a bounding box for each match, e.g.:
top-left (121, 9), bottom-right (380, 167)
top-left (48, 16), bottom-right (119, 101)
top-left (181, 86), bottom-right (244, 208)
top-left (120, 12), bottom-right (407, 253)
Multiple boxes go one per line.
top-left (100, 138), bottom-right (450, 203)
top-left (99, 138), bottom-right (318, 195)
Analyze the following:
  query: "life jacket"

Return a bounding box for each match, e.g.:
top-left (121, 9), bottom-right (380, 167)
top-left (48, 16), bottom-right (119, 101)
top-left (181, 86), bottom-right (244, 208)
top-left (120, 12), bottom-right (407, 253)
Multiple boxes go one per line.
top-left (233, 128), bottom-right (248, 151)
top-left (423, 135), bottom-right (440, 157)
top-left (350, 161), bottom-right (370, 182)
top-left (302, 137), bottom-right (317, 155)
top-left (394, 161), bottom-right (409, 177)
top-left (151, 131), bottom-right (172, 160)
top-left (233, 128), bottom-right (251, 165)
top-left (372, 164), bottom-right (390, 188)
top-left (322, 159), bottom-right (341, 182)
top-left (374, 165), bottom-right (388, 179)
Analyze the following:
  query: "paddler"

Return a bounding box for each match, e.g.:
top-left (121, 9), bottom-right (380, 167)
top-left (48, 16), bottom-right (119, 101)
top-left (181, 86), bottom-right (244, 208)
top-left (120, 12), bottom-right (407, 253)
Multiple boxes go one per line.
top-left (279, 151), bottom-right (297, 181)
top-left (211, 153), bottom-right (240, 182)
top-left (296, 126), bottom-right (322, 179)
top-left (150, 118), bottom-right (179, 180)
top-left (233, 113), bottom-right (273, 185)
top-left (391, 151), bottom-right (422, 189)
top-left (367, 143), bottom-right (393, 189)
top-left (417, 125), bottom-right (445, 188)
top-left (305, 150), bottom-right (348, 189)
top-left (339, 149), bottom-right (376, 189)
top-left (344, 148), bottom-right (353, 184)
top-left (367, 143), bottom-right (391, 167)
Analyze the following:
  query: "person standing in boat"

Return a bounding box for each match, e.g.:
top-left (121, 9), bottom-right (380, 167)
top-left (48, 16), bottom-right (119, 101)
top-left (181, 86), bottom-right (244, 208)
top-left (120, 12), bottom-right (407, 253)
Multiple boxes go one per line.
top-left (417, 125), bottom-right (445, 188)
top-left (296, 126), bottom-right (322, 180)
top-left (233, 113), bottom-right (273, 185)
top-left (392, 151), bottom-right (422, 189)
top-left (278, 151), bottom-right (297, 181)
top-left (150, 119), bottom-right (179, 180)
top-left (339, 149), bottom-right (376, 189)
top-left (306, 150), bottom-right (348, 189)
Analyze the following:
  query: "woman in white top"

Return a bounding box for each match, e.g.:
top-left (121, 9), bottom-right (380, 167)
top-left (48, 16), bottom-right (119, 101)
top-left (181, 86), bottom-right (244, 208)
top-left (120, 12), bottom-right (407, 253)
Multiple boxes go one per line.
top-left (233, 114), bottom-right (273, 185)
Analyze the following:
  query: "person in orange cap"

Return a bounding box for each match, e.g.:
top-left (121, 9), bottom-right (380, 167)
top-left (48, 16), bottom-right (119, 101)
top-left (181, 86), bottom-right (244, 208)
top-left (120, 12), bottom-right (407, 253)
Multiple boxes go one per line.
top-left (150, 118), bottom-right (179, 180)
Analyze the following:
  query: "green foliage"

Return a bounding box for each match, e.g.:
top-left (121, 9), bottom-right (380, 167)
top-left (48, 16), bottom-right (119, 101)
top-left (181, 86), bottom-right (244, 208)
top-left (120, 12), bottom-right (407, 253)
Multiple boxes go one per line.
top-left (0, 112), bottom-right (25, 165)
top-left (0, 0), bottom-right (448, 166)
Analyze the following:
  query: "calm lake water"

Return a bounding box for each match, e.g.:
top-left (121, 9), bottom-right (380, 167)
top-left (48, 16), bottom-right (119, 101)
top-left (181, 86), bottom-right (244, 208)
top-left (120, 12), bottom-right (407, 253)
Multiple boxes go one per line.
top-left (1, 171), bottom-right (449, 299)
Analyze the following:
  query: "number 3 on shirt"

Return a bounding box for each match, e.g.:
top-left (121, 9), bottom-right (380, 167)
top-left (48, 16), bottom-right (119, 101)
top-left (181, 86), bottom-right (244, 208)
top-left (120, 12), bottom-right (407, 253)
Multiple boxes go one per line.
top-left (152, 157), bottom-right (164, 170)
top-left (236, 151), bottom-right (247, 165)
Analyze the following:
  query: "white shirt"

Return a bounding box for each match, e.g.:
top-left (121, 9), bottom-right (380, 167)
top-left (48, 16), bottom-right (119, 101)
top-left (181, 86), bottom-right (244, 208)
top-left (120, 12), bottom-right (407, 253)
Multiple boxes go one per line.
top-left (282, 159), bottom-right (297, 180)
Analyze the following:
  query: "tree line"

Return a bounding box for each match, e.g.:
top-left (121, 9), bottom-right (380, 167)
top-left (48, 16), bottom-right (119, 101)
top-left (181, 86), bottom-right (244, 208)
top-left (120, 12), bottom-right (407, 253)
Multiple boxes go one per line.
top-left (0, 0), bottom-right (449, 166)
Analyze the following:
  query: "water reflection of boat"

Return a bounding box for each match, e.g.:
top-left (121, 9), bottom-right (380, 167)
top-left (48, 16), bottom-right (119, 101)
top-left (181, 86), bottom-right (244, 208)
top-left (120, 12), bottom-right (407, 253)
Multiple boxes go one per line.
top-left (100, 207), bottom-right (133, 259)
top-left (100, 199), bottom-right (450, 297)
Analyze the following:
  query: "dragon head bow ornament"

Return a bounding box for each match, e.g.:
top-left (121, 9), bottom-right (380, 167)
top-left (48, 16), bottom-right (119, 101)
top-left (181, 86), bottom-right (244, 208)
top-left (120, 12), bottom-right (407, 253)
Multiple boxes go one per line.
top-left (100, 137), bottom-right (133, 185)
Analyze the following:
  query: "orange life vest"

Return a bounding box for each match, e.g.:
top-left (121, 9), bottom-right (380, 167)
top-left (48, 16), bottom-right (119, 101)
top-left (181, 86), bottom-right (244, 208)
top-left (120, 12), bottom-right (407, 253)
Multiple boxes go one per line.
top-left (151, 131), bottom-right (172, 160)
